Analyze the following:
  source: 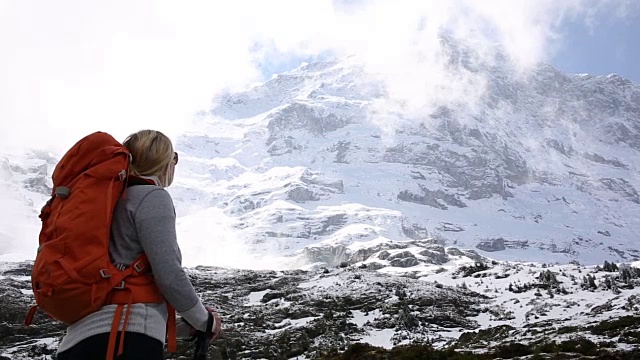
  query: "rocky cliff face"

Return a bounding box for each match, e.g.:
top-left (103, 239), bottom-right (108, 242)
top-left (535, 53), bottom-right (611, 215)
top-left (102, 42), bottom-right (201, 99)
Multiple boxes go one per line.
top-left (166, 56), bottom-right (640, 268)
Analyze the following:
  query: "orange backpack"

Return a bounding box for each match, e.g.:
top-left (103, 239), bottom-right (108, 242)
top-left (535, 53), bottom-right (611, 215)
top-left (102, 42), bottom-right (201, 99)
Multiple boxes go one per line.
top-left (24, 131), bottom-right (176, 359)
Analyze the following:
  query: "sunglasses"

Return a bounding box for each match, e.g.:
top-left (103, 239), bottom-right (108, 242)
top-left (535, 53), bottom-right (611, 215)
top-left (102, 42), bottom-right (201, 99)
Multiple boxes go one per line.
top-left (172, 152), bottom-right (179, 165)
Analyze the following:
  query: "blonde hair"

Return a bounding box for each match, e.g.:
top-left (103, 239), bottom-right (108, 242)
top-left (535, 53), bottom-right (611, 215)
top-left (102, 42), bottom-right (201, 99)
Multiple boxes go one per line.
top-left (123, 130), bottom-right (174, 184)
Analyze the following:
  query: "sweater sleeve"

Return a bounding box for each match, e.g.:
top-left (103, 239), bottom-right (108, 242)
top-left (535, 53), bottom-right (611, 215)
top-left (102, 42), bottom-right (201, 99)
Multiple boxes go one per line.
top-left (133, 188), bottom-right (210, 332)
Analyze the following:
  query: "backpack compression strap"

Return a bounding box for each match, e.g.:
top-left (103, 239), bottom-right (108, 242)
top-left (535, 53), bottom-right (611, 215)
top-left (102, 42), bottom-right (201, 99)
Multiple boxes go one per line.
top-left (105, 254), bottom-right (177, 359)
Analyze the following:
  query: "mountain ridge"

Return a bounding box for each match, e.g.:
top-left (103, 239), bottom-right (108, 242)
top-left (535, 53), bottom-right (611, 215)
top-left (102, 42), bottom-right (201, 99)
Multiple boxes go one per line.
top-left (1, 56), bottom-right (639, 268)
top-left (1, 54), bottom-right (639, 359)
top-left (169, 56), bottom-right (640, 267)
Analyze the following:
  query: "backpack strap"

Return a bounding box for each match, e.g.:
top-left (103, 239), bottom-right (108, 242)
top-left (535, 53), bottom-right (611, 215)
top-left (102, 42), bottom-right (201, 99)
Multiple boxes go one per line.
top-left (104, 254), bottom-right (178, 359)
top-left (106, 301), bottom-right (127, 360)
top-left (105, 296), bottom-right (177, 359)
top-left (166, 304), bottom-right (177, 353)
top-left (24, 305), bottom-right (39, 326)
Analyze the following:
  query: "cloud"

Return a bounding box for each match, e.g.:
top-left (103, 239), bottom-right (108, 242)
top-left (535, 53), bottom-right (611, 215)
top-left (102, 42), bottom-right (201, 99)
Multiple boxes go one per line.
top-left (0, 0), bottom-right (636, 153)
top-left (0, 1), bottom-right (261, 153)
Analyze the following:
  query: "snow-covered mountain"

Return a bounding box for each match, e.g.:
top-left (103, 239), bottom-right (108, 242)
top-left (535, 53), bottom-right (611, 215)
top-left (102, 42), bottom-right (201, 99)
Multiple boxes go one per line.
top-left (1, 50), bottom-right (640, 358)
top-left (0, 151), bottom-right (55, 262)
top-left (169, 56), bottom-right (640, 268)
top-left (1, 53), bottom-right (639, 269)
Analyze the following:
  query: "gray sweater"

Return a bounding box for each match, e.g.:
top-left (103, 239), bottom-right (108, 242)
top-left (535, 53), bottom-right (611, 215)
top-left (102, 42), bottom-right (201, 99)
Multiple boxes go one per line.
top-left (57, 182), bottom-right (210, 353)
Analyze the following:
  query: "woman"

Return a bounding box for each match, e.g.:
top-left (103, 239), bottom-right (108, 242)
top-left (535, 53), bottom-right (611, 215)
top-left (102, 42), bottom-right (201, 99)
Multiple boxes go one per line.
top-left (57, 130), bottom-right (221, 359)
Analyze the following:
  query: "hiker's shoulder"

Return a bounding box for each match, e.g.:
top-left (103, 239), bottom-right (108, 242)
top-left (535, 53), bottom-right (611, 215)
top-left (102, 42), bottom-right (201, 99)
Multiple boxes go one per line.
top-left (125, 186), bottom-right (174, 219)
top-left (126, 185), bottom-right (173, 206)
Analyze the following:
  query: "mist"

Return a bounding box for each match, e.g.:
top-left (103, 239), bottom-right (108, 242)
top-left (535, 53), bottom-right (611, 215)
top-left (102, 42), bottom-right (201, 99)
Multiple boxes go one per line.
top-left (1, 1), bottom-right (637, 153)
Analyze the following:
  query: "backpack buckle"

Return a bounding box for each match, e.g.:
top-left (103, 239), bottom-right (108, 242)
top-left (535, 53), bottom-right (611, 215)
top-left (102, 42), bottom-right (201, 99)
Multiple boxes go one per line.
top-left (133, 261), bottom-right (145, 273)
top-left (100, 269), bottom-right (112, 278)
top-left (118, 170), bottom-right (127, 182)
top-left (55, 186), bottom-right (71, 199)
top-left (114, 281), bottom-right (126, 290)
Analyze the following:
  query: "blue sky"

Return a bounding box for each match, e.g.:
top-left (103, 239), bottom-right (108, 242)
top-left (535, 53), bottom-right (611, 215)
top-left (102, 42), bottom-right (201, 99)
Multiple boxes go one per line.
top-left (256, 3), bottom-right (640, 84)
top-left (552, 11), bottom-right (640, 83)
top-left (257, 52), bottom-right (332, 78)
top-left (260, 14), bottom-right (640, 84)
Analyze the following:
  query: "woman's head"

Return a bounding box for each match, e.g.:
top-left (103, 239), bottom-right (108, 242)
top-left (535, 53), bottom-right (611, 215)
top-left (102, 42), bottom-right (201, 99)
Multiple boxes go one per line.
top-left (123, 130), bottom-right (178, 187)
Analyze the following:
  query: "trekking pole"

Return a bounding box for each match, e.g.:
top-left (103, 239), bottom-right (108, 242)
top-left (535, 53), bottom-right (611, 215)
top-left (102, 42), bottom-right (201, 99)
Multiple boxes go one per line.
top-left (193, 312), bottom-right (215, 360)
